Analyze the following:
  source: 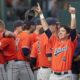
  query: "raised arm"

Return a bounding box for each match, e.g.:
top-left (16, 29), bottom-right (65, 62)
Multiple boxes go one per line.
top-left (69, 6), bottom-right (76, 29)
top-left (69, 6), bottom-right (77, 41)
top-left (36, 3), bottom-right (49, 30)
top-left (34, 3), bottom-right (52, 38)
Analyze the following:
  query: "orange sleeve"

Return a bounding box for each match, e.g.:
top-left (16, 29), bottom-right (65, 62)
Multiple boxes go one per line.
top-left (0, 38), bottom-right (9, 50)
top-left (30, 43), bottom-right (38, 58)
top-left (21, 37), bottom-right (31, 49)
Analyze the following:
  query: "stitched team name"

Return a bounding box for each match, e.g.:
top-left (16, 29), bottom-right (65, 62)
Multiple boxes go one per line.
top-left (54, 46), bottom-right (68, 56)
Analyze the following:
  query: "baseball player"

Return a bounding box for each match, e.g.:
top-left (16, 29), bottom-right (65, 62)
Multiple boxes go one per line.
top-left (0, 26), bottom-right (16, 80)
top-left (14, 21), bottom-right (34, 80)
top-left (30, 18), bottom-right (44, 80)
top-left (35, 3), bottom-right (77, 80)
top-left (13, 20), bottom-right (24, 36)
top-left (0, 19), bottom-right (17, 80)
top-left (30, 32), bottom-right (52, 80)
top-left (30, 18), bottom-right (42, 47)
top-left (0, 20), bottom-right (7, 80)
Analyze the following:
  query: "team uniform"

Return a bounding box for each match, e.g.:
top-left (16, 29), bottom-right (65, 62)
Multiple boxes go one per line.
top-left (30, 33), bottom-right (52, 80)
top-left (0, 35), bottom-right (17, 80)
top-left (14, 31), bottom-right (34, 80)
top-left (45, 29), bottom-right (77, 80)
top-left (30, 33), bottom-right (39, 80)
top-left (0, 32), bottom-right (7, 80)
top-left (30, 33), bottom-right (39, 47)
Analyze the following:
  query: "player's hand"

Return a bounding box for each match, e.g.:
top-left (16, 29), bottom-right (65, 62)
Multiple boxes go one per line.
top-left (33, 3), bottom-right (42, 15)
top-left (4, 31), bottom-right (15, 38)
top-left (74, 55), bottom-right (80, 62)
top-left (69, 5), bottom-right (76, 14)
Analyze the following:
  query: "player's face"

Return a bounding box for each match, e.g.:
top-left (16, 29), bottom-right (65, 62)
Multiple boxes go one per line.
top-left (16, 26), bottom-right (22, 33)
top-left (58, 27), bottom-right (69, 40)
top-left (36, 25), bottom-right (42, 30)
top-left (49, 25), bottom-right (57, 33)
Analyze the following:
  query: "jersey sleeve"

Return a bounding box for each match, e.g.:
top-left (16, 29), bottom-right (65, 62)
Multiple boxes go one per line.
top-left (21, 37), bottom-right (31, 49)
top-left (30, 42), bottom-right (38, 58)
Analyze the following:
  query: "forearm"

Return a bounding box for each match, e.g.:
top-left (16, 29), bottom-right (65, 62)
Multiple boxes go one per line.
top-left (3, 31), bottom-right (15, 38)
top-left (70, 7), bottom-right (76, 29)
top-left (39, 12), bottom-right (49, 31)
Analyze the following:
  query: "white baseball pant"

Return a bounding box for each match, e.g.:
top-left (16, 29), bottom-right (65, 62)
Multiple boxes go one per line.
top-left (37, 67), bottom-right (51, 80)
top-left (0, 64), bottom-right (7, 80)
top-left (49, 71), bottom-right (73, 80)
top-left (6, 60), bottom-right (34, 80)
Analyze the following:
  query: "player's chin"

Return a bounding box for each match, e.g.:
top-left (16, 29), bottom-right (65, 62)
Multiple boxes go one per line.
top-left (58, 36), bottom-right (64, 39)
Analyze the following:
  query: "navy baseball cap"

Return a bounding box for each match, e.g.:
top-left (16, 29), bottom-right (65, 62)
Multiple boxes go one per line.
top-left (31, 17), bottom-right (41, 25)
top-left (24, 19), bottom-right (36, 26)
top-left (14, 20), bottom-right (24, 28)
top-left (46, 17), bottom-right (60, 25)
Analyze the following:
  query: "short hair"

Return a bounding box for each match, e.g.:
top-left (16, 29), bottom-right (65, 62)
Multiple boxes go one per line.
top-left (23, 21), bottom-right (31, 30)
top-left (0, 19), bottom-right (5, 28)
top-left (60, 24), bottom-right (71, 33)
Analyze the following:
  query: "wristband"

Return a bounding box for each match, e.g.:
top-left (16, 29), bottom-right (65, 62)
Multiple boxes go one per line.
top-left (40, 13), bottom-right (44, 19)
top-left (71, 14), bottom-right (76, 19)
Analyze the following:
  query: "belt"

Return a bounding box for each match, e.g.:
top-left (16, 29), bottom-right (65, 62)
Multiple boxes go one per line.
top-left (39, 66), bottom-right (49, 69)
top-left (53, 70), bottom-right (71, 75)
top-left (7, 60), bottom-right (25, 64)
top-left (14, 60), bottom-right (24, 62)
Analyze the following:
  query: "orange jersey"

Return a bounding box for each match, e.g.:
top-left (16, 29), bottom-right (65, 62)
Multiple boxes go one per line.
top-left (30, 33), bottom-right (39, 68)
top-left (0, 53), bottom-right (6, 64)
top-left (0, 37), bottom-right (17, 61)
top-left (31, 33), bottom-right (51, 68)
top-left (16, 31), bottom-right (31, 61)
top-left (0, 32), bottom-right (6, 64)
top-left (30, 33), bottom-right (39, 47)
top-left (49, 35), bottom-right (77, 72)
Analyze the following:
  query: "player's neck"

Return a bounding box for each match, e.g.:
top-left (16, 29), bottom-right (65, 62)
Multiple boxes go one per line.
top-left (60, 37), bottom-right (68, 42)
top-left (23, 30), bottom-right (30, 34)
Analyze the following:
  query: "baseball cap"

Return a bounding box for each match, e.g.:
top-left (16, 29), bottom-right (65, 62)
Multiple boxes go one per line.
top-left (24, 19), bottom-right (36, 26)
top-left (46, 17), bottom-right (60, 25)
top-left (14, 20), bottom-right (24, 28)
top-left (31, 17), bottom-right (41, 25)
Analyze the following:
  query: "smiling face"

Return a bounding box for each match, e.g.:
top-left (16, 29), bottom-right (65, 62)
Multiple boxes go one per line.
top-left (58, 27), bottom-right (70, 40)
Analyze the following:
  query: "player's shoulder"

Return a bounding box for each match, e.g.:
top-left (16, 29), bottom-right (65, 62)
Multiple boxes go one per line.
top-left (19, 31), bottom-right (30, 38)
top-left (0, 37), bottom-right (15, 43)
